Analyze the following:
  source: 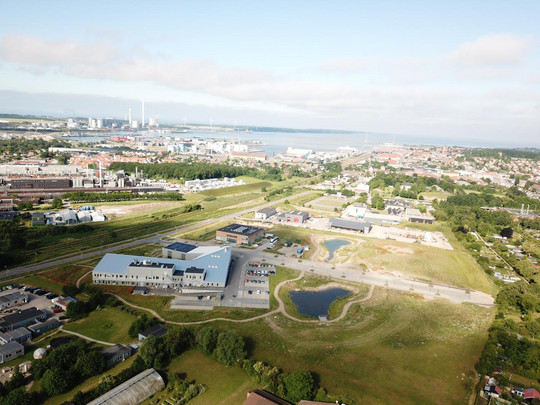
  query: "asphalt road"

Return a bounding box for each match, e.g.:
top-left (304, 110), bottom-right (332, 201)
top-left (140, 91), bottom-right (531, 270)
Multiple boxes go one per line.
top-left (3, 188), bottom-right (494, 307)
top-left (2, 190), bottom-right (315, 278)
top-left (234, 248), bottom-right (495, 306)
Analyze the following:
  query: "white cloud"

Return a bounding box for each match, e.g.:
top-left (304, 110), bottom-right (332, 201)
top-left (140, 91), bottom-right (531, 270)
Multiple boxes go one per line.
top-left (318, 58), bottom-right (369, 73)
top-left (0, 34), bottom-right (117, 66)
top-left (448, 34), bottom-right (533, 66)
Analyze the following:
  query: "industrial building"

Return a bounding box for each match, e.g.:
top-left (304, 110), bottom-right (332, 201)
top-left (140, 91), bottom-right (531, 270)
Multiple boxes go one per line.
top-left (405, 208), bottom-right (435, 224)
top-left (102, 344), bottom-right (133, 368)
top-left (9, 178), bottom-right (71, 190)
top-left (139, 324), bottom-right (169, 342)
top-left (87, 368), bottom-right (165, 405)
top-left (0, 291), bottom-right (28, 310)
top-left (216, 224), bottom-right (265, 245)
top-left (0, 307), bottom-right (47, 332)
top-left (329, 218), bottom-right (372, 233)
top-left (0, 327), bottom-right (31, 345)
top-left (279, 210), bottom-right (309, 223)
top-left (255, 207), bottom-right (277, 221)
top-left (0, 341), bottom-right (24, 364)
top-left (27, 318), bottom-right (61, 336)
top-left (93, 245), bottom-right (232, 289)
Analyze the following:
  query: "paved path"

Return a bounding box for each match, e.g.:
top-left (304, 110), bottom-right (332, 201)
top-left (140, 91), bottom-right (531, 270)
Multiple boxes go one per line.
top-left (59, 325), bottom-right (115, 346)
top-left (110, 269), bottom-right (375, 325)
top-left (236, 248), bottom-right (495, 307)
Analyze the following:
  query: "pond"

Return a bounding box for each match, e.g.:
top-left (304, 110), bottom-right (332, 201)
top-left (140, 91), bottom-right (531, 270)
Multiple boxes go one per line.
top-left (324, 239), bottom-right (351, 261)
top-left (290, 288), bottom-right (350, 318)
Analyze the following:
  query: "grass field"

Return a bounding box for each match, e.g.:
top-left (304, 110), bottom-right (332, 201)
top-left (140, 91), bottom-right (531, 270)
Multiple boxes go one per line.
top-left (63, 306), bottom-right (138, 344)
top-left (166, 350), bottom-right (259, 405)
top-left (217, 289), bottom-right (494, 405)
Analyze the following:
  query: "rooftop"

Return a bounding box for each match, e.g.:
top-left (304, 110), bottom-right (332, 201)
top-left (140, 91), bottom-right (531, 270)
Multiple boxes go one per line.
top-left (218, 223), bottom-right (263, 236)
top-left (0, 307), bottom-right (46, 328)
top-left (140, 324), bottom-right (169, 339)
top-left (330, 217), bottom-right (371, 230)
top-left (164, 242), bottom-right (197, 253)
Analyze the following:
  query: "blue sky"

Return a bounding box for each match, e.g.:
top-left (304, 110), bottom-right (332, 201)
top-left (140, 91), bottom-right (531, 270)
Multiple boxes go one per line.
top-left (0, 1), bottom-right (539, 145)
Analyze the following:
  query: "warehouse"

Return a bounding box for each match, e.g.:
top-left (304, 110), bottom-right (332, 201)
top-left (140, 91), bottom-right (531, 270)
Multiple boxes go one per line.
top-left (102, 344), bottom-right (133, 368)
top-left (9, 178), bottom-right (71, 189)
top-left (0, 341), bottom-right (24, 364)
top-left (329, 218), bottom-right (372, 234)
top-left (0, 307), bottom-right (47, 332)
top-left (93, 245), bottom-right (232, 289)
top-left (0, 291), bottom-right (28, 310)
top-left (216, 224), bottom-right (265, 245)
top-left (255, 207), bottom-right (277, 221)
top-left (280, 210), bottom-right (309, 223)
top-left (0, 327), bottom-right (31, 344)
top-left (27, 318), bottom-right (61, 336)
top-left (87, 368), bottom-right (165, 405)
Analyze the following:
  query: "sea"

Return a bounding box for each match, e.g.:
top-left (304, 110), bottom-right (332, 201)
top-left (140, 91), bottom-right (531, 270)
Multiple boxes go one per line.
top-left (63, 130), bottom-right (531, 156)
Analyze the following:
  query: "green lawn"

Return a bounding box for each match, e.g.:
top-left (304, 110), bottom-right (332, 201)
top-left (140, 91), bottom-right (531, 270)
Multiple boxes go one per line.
top-left (162, 350), bottom-right (258, 405)
top-left (218, 289), bottom-right (494, 405)
top-left (63, 307), bottom-right (138, 344)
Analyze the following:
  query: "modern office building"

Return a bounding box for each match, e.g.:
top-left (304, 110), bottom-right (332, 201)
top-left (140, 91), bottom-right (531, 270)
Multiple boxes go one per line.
top-left (93, 245), bottom-right (232, 289)
top-left (216, 224), bottom-right (265, 245)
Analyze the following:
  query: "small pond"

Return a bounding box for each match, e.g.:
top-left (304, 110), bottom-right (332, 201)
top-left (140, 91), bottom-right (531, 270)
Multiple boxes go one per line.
top-left (324, 239), bottom-right (351, 261)
top-left (290, 288), bottom-right (350, 318)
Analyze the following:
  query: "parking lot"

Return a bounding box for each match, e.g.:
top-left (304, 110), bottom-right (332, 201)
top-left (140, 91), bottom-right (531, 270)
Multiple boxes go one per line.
top-left (0, 285), bottom-right (66, 320)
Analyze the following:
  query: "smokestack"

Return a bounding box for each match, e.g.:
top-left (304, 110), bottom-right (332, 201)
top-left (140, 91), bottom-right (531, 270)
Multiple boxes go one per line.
top-left (141, 100), bottom-right (145, 127)
top-left (128, 108), bottom-right (132, 124)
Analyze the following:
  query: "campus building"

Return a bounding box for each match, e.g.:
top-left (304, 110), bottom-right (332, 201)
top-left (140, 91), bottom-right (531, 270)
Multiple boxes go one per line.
top-left (0, 292), bottom-right (28, 310)
top-left (216, 224), bottom-right (265, 245)
top-left (93, 244), bottom-right (232, 289)
top-left (0, 307), bottom-right (47, 332)
top-left (0, 341), bottom-right (24, 364)
top-left (278, 210), bottom-right (309, 223)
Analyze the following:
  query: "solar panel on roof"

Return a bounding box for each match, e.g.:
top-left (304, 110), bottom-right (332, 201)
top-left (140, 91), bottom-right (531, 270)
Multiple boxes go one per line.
top-left (165, 242), bottom-right (197, 252)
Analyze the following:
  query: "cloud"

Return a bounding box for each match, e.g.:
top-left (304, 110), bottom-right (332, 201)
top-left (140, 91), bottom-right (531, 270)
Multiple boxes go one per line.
top-left (448, 34), bottom-right (533, 66)
top-left (0, 34), bottom-right (117, 66)
top-left (318, 58), bottom-right (369, 73)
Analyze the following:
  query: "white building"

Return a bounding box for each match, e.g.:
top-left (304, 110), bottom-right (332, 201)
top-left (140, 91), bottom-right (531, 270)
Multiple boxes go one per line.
top-left (93, 243), bottom-right (231, 289)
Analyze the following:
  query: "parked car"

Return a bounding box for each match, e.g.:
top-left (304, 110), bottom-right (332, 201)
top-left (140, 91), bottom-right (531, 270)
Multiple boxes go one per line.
top-left (53, 308), bottom-right (64, 313)
top-left (248, 290), bottom-right (253, 295)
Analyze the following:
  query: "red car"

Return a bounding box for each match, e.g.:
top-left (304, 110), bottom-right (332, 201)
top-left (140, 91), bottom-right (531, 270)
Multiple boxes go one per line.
top-left (53, 308), bottom-right (64, 313)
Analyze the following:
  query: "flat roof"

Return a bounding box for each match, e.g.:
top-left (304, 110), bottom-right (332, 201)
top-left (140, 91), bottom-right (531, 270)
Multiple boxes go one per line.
top-left (141, 324), bottom-right (169, 338)
top-left (0, 327), bottom-right (30, 340)
top-left (0, 341), bottom-right (23, 354)
top-left (218, 223), bottom-right (263, 236)
top-left (164, 242), bottom-right (197, 253)
top-left (0, 307), bottom-right (45, 327)
top-left (330, 218), bottom-right (371, 231)
top-left (93, 245), bottom-right (232, 284)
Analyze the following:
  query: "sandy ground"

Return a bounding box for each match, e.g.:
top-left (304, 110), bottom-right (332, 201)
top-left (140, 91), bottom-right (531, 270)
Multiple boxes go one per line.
top-left (96, 202), bottom-right (183, 217)
top-left (306, 217), bottom-right (453, 250)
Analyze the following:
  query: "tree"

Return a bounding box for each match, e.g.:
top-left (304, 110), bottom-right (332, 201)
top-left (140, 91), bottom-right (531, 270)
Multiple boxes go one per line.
top-left (16, 201), bottom-right (32, 211)
top-left (128, 314), bottom-right (159, 338)
top-left (163, 327), bottom-right (193, 357)
top-left (65, 301), bottom-right (88, 320)
top-left (75, 350), bottom-right (106, 377)
top-left (51, 198), bottom-right (63, 209)
top-left (196, 326), bottom-right (219, 355)
top-left (2, 386), bottom-right (33, 405)
top-left (40, 368), bottom-right (73, 395)
top-left (500, 227), bottom-right (513, 239)
top-left (212, 331), bottom-right (246, 366)
top-left (284, 370), bottom-right (315, 402)
top-left (515, 259), bottom-right (535, 280)
top-left (139, 335), bottom-right (167, 368)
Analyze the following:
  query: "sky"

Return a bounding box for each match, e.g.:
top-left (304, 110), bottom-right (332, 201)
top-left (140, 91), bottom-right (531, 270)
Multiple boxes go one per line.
top-left (0, 1), bottom-right (539, 146)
